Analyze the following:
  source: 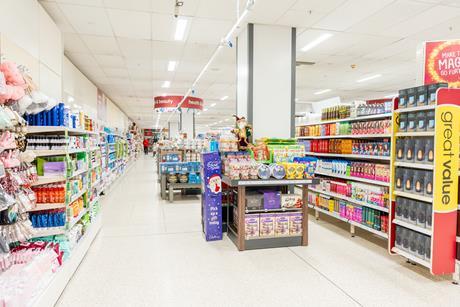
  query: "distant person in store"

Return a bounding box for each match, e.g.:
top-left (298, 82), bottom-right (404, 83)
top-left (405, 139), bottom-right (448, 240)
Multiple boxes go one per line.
top-left (143, 139), bottom-right (149, 155)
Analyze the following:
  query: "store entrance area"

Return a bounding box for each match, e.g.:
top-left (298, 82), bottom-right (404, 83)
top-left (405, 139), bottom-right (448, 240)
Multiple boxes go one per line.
top-left (55, 156), bottom-right (460, 306)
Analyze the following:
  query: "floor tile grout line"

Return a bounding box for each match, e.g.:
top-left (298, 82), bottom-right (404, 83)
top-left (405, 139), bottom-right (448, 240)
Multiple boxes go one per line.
top-left (288, 248), bottom-right (364, 307)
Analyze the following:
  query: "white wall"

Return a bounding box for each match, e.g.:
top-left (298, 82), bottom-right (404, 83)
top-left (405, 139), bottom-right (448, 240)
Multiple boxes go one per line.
top-left (0, 0), bottom-right (130, 131)
top-left (236, 28), bottom-right (248, 118)
top-left (0, 0), bottom-right (62, 99)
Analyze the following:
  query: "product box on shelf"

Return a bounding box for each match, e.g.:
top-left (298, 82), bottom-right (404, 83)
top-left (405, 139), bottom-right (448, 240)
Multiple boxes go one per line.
top-left (262, 190), bottom-right (281, 210)
top-left (201, 152), bottom-right (222, 241)
top-left (281, 194), bottom-right (303, 208)
top-left (245, 214), bottom-right (260, 239)
top-left (259, 213), bottom-right (275, 237)
top-left (289, 213), bottom-right (303, 236)
top-left (275, 213), bottom-right (290, 237)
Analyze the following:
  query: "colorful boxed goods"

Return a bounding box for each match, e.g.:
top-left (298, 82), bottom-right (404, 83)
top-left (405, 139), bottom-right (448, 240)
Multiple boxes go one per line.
top-left (268, 144), bottom-right (304, 163)
top-left (321, 105), bottom-right (351, 121)
top-left (315, 159), bottom-right (390, 183)
top-left (293, 157), bottom-right (317, 178)
top-left (245, 193), bottom-right (263, 211)
top-left (356, 99), bottom-right (392, 117)
top-left (242, 213), bottom-right (302, 239)
top-left (283, 162), bottom-right (305, 179)
top-left (245, 214), bottom-right (260, 239)
top-left (29, 209), bottom-right (66, 228)
top-left (259, 214), bottom-right (275, 237)
top-left (398, 83), bottom-right (447, 108)
top-left (395, 197), bottom-right (432, 229)
top-left (269, 163), bottom-right (285, 179)
top-left (200, 152), bottom-right (222, 241)
top-left (289, 213), bottom-right (303, 236)
top-left (275, 213), bottom-right (290, 236)
top-left (281, 194), bottom-right (303, 208)
top-left (33, 183), bottom-right (66, 204)
top-left (262, 190), bottom-right (281, 210)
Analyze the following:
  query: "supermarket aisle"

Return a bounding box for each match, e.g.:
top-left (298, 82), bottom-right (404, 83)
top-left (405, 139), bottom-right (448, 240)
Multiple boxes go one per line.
top-left (56, 155), bottom-right (460, 307)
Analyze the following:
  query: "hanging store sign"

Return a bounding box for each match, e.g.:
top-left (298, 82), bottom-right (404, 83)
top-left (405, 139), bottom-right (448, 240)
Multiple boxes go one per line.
top-left (424, 39), bottom-right (460, 87)
top-left (154, 96), bottom-right (203, 111)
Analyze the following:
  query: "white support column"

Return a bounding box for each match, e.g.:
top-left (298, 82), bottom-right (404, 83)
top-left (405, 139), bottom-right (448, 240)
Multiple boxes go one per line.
top-left (168, 121), bottom-right (179, 139)
top-left (237, 23), bottom-right (296, 140)
top-left (180, 110), bottom-right (195, 138)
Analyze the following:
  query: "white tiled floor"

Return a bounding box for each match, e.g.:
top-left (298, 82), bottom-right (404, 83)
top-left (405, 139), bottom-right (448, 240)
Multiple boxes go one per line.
top-left (56, 155), bottom-right (460, 307)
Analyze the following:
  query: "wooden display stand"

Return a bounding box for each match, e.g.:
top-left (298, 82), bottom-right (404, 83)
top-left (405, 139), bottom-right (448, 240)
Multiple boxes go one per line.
top-left (222, 176), bottom-right (319, 251)
top-left (389, 88), bottom-right (460, 275)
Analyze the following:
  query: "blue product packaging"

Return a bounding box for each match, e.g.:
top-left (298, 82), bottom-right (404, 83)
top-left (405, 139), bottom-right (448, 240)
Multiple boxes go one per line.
top-left (58, 103), bottom-right (64, 126)
top-left (63, 106), bottom-right (70, 127)
top-left (201, 152), bottom-right (222, 241)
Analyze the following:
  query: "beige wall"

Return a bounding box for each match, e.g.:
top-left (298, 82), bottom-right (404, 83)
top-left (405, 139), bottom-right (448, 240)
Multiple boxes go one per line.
top-left (0, 0), bottom-right (130, 131)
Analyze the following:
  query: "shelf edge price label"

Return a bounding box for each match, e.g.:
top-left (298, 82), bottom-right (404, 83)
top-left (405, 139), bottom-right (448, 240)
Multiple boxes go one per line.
top-left (433, 104), bottom-right (460, 213)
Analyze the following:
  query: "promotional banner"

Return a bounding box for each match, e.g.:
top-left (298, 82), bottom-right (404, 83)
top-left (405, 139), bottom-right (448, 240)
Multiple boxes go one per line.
top-left (154, 96), bottom-right (203, 111)
top-left (201, 152), bottom-right (222, 241)
top-left (424, 40), bottom-right (460, 87)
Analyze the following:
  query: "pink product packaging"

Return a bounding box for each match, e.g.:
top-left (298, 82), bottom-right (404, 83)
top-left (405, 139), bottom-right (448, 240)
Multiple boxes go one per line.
top-left (339, 203), bottom-right (346, 218)
top-left (245, 214), bottom-right (260, 239)
top-left (355, 207), bottom-right (363, 223)
top-left (275, 213), bottom-right (290, 237)
top-left (289, 213), bottom-right (303, 236)
top-left (259, 214), bottom-right (275, 237)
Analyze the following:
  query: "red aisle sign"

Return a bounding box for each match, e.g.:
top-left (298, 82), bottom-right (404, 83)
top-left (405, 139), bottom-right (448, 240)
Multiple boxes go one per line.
top-left (154, 96), bottom-right (203, 111)
top-left (424, 40), bottom-right (460, 87)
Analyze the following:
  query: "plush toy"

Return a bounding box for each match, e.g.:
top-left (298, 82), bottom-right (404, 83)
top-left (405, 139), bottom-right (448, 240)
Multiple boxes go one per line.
top-left (231, 115), bottom-right (252, 150)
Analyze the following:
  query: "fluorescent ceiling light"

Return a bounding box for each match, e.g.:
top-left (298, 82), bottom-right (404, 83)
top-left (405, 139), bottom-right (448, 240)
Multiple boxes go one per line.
top-left (384, 93), bottom-right (398, 98)
top-left (314, 89), bottom-right (331, 95)
top-left (174, 19), bottom-right (188, 41)
top-left (210, 103), bottom-right (216, 107)
top-left (220, 95), bottom-right (228, 101)
top-left (301, 33), bottom-right (333, 52)
top-left (356, 74), bottom-right (382, 83)
top-left (167, 61), bottom-right (177, 72)
top-left (161, 81), bottom-right (170, 88)
top-left (203, 108), bottom-right (208, 112)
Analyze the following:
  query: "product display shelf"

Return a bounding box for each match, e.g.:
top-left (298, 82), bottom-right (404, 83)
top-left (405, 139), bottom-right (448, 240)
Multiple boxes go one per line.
top-left (314, 171), bottom-right (391, 187)
top-left (394, 161), bottom-right (434, 170)
top-left (389, 88), bottom-right (460, 276)
top-left (30, 215), bottom-right (102, 307)
top-left (28, 203), bottom-right (66, 212)
top-left (308, 187), bottom-right (389, 213)
top-left (297, 113), bottom-right (392, 127)
top-left (395, 105), bottom-right (436, 113)
top-left (32, 148), bottom-right (87, 157)
top-left (67, 208), bottom-right (89, 230)
top-left (27, 126), bottom-right (99, 136)
top-left (298, 134), bottom-right (391, 140)
top-left (309, 202), bottom-right (389, 239)
top-left (393, 190), bottom-right (433, 203)
top-left (392, 247), bottom-right (431, 268)
top-left (31, 176), bottom-right (66, 186)
top-left (392, 219), bottom-right (432, 236)
top-left (223, 175), bottom-right (319, 251)
top-left (305, 152), bottom-right (391, 161)
top-left (30, 226), bottom-right (66, 239)
top-left (245, 207), bottom-right (302, 214)
top-left (67, 188), bottom-right (87, 205)
top-left (395, 131), bottom-right (435, 137)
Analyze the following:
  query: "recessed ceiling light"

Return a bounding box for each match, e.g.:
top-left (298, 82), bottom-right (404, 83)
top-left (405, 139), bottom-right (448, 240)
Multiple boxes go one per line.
top-left (220, 95), bottom-right (228, 101)
top-left (161, 81), bottom-right (171, 88)
top-left (314, 89), bottom-right (331, 95)
top-left (167, 61), bottom-right (177, 72)
top-left (356, 74), bottom-right (382, 83)
top-left (203, 108), bottom-right (208, 112)
top-left (301, 33), bottom-right (333, 52)
top-left (210, 103), bottom-right (216, 107)
top-left (174, 19), bottom-right (188, 41)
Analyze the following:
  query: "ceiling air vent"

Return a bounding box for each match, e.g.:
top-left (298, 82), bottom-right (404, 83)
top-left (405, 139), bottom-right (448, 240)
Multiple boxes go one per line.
top-left (296, 61), bottom-right (315, 66)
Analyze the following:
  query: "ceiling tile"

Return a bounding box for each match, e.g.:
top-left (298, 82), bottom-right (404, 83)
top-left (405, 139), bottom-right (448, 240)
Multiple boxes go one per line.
top-left (102, 67), bottom-right (130, 78)
top-left (81, 35), bottom-right (121, 55)
top-left (94, 54), bottom-right (125, 68)
top-left (103, 0), bottom-right (151, 10)
top-left (108, 9), bottom-right (151, 40)
top-left (195, 0), bottom-right (236, 21)
top-left (383, 5), bottom-right (460, 37)
top-left (66, 52), bottom-right (100, 68)
top-left (276, 9), bottom-right (328, 28)
top-left (118, 37), bottom-right (152, 58)
top-left (313, 0), bottom-right (395, 31)
top-left (291, 0), bottom-right (347, 12)
top-left (59, 4), bottom-right (113, 36)
top-left (248, 0), bottom-right (298, 24)
top-left (55, 0), bottom-right (104, 6)
top-left (39, 1), bottom-right (76, 33)
top-left (62, 33), bottom-right (89, 53)
top-left (188, 18), bottom-right (233, 44)
top-left (151, 0), bottom-right (200, 15)
top-left (347, 0), bottom-right (434, 36)
top-left (153, 40), bottom-right (184, 60)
